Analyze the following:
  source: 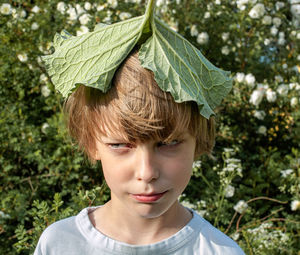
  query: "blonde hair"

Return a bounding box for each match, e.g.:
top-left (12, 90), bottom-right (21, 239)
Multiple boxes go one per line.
top-left (64, 49), bottom-right (215, 163)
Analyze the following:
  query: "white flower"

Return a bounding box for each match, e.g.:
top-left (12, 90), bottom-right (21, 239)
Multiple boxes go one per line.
top-left (11, 9), bottom-right (17, 18)
top-left (79, 13), bottom-right (91, 25)
top-left (40, 74), bottom-right (48, 83)
top-left (225, 185), bottom-right (235, 198)
top-left (250, 88), bottom-right (264, 106)
top-left (222, 32), bottom-right (230, 41)
top-left (273, 17), bottom-right (282, 27)
top-left (291, 97), bottom-right (298, 107)
top-left (103, 16), bottom-right (111, 24)
top-left (236, 0), bottom-right (249, 10)
top-left (1, 3), bottom-right (12, 15)
top-left (127, 0), bottom-right (142, 3)
top-left (289, 83), bottom-right (295, 90)
top-left (41, 85), bottom-right (51, 97)
top-left (254, 110), bottom-right (266, 120)
top-left (198, 200), bottom-right (207, 207)
top-left (108, 0), bottom-right (118, 8)
top-left (291, 200), bottom-right (300, 211)
top-left (278, 37), bottom-right (286, 45)
top-left (277, 84), bottom-right (289, 96)
top-left (31, 22), bottom-right (39, 30)
top-left (234, 200), bottom-right (248, 214)
top-left (231, 232), bottom-right (240, 241)
top-left (257, 83), bottom-right (268, 90)
top-left (204, 12), bottom-right (211, 19)
top-left (190, 25), bottom-right (199, 37)
top-left (289, 82), bottom-right (300, 90)
top-left (0, 211), bottom-right (10, 219)
top-left (275, 74), bottom-right (283, 83)
top-left (76, 25), bottom-right (89, 36)
top-left (20, 10), bottom-right (27, 18)
top-left (276, 2), bottom-right (285, 10)
top-left (221, 46), bottom-right (230, 55)
top-left (249, 3), bottom-right (265, 19)
top-left (192, 161), bottom-right (202, 168)
top-left (279, 32), bottom-right (285, 38)
top-left (266, 89), bottom-right (277, 102)
top-left (17, 53), bottom-right (28, 62)
top-left (37, 56), bottom-right (43, 66)
top-left (271, 26), bottom-right (278, 36)
top-left (75, 4), bottom-right (85, 16)
top-left (290, 3), bottom-right (300, 19)
top-left (197, 210), bottom-right (206, 217)
top-left (238, 5), bottom-right (246, 10)
top-left (224, 148), bottom-right (234, 153)
top-left (41, 123), bottom-right (50, 134)
top-left (291, 30), bottom-right (297, 37)
top-left (96, 4), bottom-right (105, 11)
top-left (31, 5), bottom-right (40, 13)
top-left (197, 32), bottom-right (209, 45)
top-left (119, 12), bottom-right (132, 21)
top-left (84, 2), bottom-right (92, 10)
top-left (57, 2), bottom-right (67, 14)
top-left (215, 0), bottom-right (221, 5)
top-left (264, 38), bottom-right (271, 45)
top-left (67, 6), bottom-right (78, 21)
top-left (245, 73), bottom-right (256, 87)
top-left (181, 200), bottom-right (195, 210)
top-left (257, 125), bottom-right (267, 135)
top-left (12, 9), bottom-right (27, 19)
top-left (280, 169), bottom-right (293, 177)
top-left (235, 72), bottom-right (245, 83)
top-left (262, 15), bottom-right (272, 25)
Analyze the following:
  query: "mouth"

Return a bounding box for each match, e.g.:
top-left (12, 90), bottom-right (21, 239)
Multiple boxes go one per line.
top-left (131, 191), bottom-right (168, 203)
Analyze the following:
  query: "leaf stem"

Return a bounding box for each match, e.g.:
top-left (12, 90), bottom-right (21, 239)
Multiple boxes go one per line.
top-left (198, 169), bottom-right (215, 191)
top-left (145, 0), bottom-right (155, 22)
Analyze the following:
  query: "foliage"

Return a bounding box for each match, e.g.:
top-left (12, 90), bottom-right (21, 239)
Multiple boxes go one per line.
top-left (0, 0), bottom-right (299, 254)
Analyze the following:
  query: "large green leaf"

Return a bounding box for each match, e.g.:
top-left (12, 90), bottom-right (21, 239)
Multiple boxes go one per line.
top-left (42, 0), bottom-right (232, 118)
top-left (139, 17), bottom-right (232, 119)
top-left (42, 16), bottom-right (145, 98)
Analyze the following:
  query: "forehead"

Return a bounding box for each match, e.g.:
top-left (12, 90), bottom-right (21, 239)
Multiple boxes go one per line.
top-left (96, 115), bottom-right (189, 143)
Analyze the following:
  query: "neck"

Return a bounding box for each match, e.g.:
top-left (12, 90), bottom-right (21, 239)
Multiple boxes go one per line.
top-left (90, 199), bottom-right (192, 245)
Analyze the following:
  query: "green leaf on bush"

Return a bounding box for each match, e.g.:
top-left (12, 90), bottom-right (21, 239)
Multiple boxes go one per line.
top-left (42, 0), bottom-right (232, 118)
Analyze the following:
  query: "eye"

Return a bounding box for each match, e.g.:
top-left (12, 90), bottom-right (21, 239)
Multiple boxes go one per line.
top-left (157, 139), bottom-right (181, 147)
top-left (108, 143), bottom-right (132, 149)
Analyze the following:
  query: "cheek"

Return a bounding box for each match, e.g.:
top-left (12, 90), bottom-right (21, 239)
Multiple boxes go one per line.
top-left (100, 158), bottom-right (132, 190)
top-left (164, 156), bottom-right (193, 185)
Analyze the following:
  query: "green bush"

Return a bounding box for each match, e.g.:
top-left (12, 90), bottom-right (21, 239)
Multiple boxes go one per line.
top-left (0, 0), bottom-right (299, 254)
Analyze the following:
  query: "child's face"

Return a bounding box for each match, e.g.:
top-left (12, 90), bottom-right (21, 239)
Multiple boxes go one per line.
top-left (94, 129), bottom-right (196, 219)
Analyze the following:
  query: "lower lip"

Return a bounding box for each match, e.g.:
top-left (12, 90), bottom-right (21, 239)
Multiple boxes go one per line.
top-left (132, 191), bottom-right (167, 203)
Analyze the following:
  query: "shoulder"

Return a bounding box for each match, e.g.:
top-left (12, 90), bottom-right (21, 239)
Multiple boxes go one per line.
top-left (190, 210), bottom-right (245, 255)
top-left (40, 215), bottom-right (78, 240)
top-left (34, 216), bottom-right (77, 254)
top-left (34, 208), bottom-right (91, 255)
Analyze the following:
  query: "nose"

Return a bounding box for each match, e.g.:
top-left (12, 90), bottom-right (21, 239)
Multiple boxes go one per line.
top-left (135, 145), bottom-right (159, 182)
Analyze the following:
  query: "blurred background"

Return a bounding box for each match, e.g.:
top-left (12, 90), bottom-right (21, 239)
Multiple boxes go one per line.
top-left (0, 0), bottom-right (299, 254)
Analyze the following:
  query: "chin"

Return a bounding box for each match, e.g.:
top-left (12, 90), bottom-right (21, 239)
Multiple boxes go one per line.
top-left (131, 201), bottom-right (176, 219)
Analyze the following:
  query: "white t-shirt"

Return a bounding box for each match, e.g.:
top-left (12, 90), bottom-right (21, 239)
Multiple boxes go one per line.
top-left (34, 206), bottom-right (245, 255)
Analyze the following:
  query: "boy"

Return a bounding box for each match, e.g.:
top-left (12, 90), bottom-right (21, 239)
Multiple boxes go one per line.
top-left (34, 49), bottom-right (245, 254)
